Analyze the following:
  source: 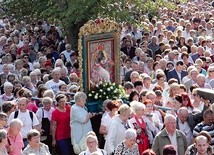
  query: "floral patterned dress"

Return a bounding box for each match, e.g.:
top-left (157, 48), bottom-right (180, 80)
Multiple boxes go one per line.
top-left (129, 115), bottom-right (150, 154)
top-left (114, 141), bottom-right (139, 155)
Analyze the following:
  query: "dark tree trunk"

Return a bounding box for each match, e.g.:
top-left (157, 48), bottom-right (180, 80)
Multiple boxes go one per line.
top-left (65, 20), bottom-right (88, 51)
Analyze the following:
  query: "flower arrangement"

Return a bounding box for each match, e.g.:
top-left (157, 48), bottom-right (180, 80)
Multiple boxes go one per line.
top-left (88, 82), bottom-right (125, 101)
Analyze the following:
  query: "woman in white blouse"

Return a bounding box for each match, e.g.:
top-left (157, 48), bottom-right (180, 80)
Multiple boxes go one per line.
top-left (99, 100), bottom-right (119, 140)
top-left (79, 131), bottom-right (107, 155)
top-left (104, 104), bottom-right (131, 154)
top-left (36, 97), bottom-right (55, 151)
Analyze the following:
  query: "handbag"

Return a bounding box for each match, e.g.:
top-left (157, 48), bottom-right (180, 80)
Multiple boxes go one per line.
top-left (72, 136), bottom-right (86, 154)
top-left (41, 108), bottom-right (51, 136)
top-left (79, 136), bottom-right (86, 151)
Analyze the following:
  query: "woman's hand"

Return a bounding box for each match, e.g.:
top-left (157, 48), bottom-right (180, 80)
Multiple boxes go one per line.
top-left (8, 146), bottom-right (15, 153)
top-left (83, 113), bottom-right (93, 124)
top-left (88, 112), bottom-right (93, 118)
top-left (52, 139), bottom-right (56, 147)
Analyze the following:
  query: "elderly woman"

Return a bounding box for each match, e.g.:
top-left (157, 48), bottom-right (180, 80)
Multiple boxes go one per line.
top-left (36, 97), bottom-right (55, 152)
top-left (114, 128), bottom-right (139, 155)
top-left (129, 101), bottom-right (150, 154)
top-left (79, 131), bottom-right (107, 155)
top-left (22, 129), bottom-right (50, 155)
top-left (51, 94), bottom-right (72, 155)
top-left (7, 118), bottom-right (23, 155)
top-left (0, 82), bottom-right (14, 108)
top-left (70, 92), bottom-right (93, 154)
top-left (104, 104), bottom-right (131, 154)
top-left (0, 129), bottom-right (8, 155)
top-left (22, 76), bottom-right (37, 97)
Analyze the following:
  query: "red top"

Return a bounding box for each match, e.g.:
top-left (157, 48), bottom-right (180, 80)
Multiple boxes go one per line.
top-left (51, 105), bottom-right (71, 140)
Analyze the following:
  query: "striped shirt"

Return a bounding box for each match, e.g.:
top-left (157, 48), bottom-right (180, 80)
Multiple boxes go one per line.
top-left (193, 122), bottom-right (214, 147)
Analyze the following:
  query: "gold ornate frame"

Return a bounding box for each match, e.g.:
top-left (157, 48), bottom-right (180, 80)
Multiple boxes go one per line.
top-left (78, 18), bottom-right (121, 92)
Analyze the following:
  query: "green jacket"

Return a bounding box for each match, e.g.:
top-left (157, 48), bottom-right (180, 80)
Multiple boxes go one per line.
top-left (152, 128), bottom-right (187, 155)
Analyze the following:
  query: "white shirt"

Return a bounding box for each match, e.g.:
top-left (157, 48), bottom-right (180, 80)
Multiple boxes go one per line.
top-left (101, 113), bottom-right (113, 139)
top-left (166, 130), bottom-right (178, 155)
top-left (193, 101), bottom-right (204, 112)
top-left (45, 79), bottom-right (65, 94)
top-left (104, 115), bottom-right (127, 154)
top-left (36, 107), bottom-right (55, 123)
top-left (61, 50), bottom-right (74, 62)
top-left (7, 110), bottom-right (39, 138)
top-left (178, 119), bottom-right (193, 145)
top-left (142, 84), bottom-right (154, 91)
top-left (175, 70), bottom-right (182, 83)
top-left (79, 149), bottom-right (107, 155)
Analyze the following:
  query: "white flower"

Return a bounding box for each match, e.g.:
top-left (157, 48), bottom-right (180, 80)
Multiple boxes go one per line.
top-left (112, 83), bottom-right (115, 86)
top-left (106, 96), bottom-right (109, 99)
top-left (94, 96), bottom-right (98, 99)
top-left (107, 88), bottom-right (110, 91)
top-left (110, 86), bottom-right (113, 89)
top-left (99, 89), bottom-right (103, 92)
top-left (95, 84), bottom-right (99, 88)
top-left (92, 91), bottom-right (95, 93)
top-left (99, 95), bottom-right (102, 98)
top-left (88, 93), bottom-right (92, 97)
top-left (113, 90), bottom-right (117, 93)
top-left (103, 92), bottom-right (106, 95)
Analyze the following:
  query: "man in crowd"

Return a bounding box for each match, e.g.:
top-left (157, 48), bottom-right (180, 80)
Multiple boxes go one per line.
top-left (152, 114), bottom-right (187, 155)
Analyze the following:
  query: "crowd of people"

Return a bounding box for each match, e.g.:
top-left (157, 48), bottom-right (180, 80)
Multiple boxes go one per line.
top-left (0, 0), bottom-right (214, 155)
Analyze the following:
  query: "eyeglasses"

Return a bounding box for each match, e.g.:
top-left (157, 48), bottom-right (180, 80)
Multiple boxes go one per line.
top-left (209, 70), bottom-right (214, 72)
top-left (192, 94), bottom-right (197, 96)
top-left (23, 57), bottom-right (28, 59)
top-left (87, 141), bottom-right (96, 144)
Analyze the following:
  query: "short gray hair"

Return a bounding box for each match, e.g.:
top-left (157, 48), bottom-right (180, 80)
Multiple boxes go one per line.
top-left (74, 92), bottom-right (87, 102)
top-left (43, 90), bottom-right (55, 98)
top-left (130, 101), bottom-right (145, 113)
top-left (52, 67), bottom-right (61, 74)
top-left (42, 97), bottom-right (53, 105)
top-left (124, 128), bottom-right (137, 140)
top-left (9, 118), bottom-right (23, 127)
top-left (164, 114), bottom-right (176, 124)
top-left (0, 129), bottom-right (7, 143)
top-left (33, 62), bottom-right (40, 69)
top-left (38, 56), bottom-right (47, 64)
top-left (4, 81), bottom-right (13, 89)
top-left (27, 129), bottom-right (40, 141)
top-left (17, 97), bottom-right (28, 105)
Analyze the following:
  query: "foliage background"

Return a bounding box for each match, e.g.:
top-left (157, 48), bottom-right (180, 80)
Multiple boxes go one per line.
top-left (1, 0), bottom-right (186, 49)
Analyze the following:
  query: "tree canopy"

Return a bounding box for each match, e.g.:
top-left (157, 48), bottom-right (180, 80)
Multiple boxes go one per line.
top-left (1, 0), bottom-right (186, 48)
